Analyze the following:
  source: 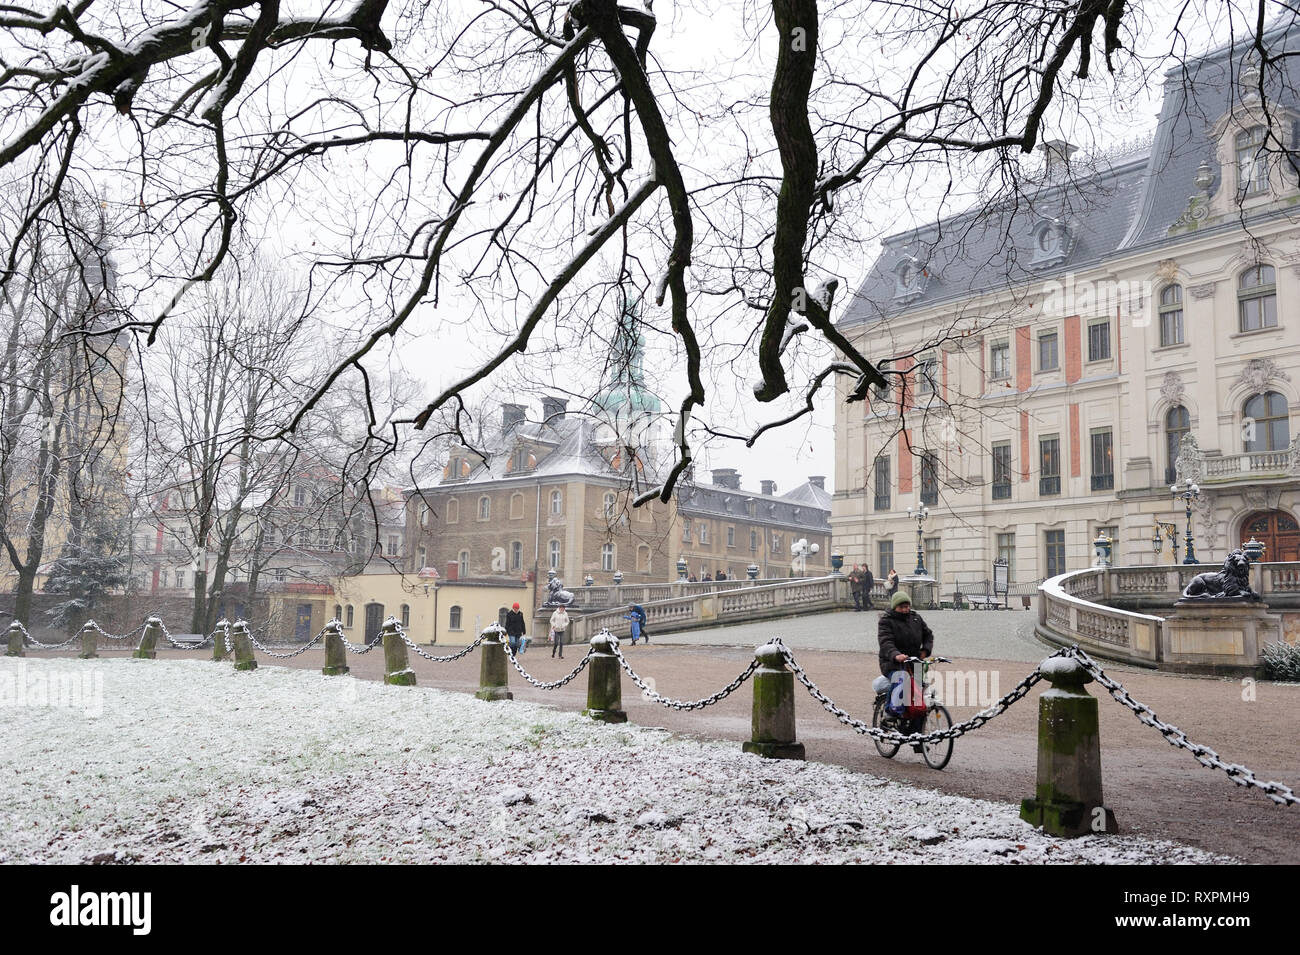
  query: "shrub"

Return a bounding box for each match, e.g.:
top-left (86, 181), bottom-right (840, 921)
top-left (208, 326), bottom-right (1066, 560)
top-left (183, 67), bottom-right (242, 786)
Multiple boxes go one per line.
top-left (1261, 641), bottom-right (1300, 682)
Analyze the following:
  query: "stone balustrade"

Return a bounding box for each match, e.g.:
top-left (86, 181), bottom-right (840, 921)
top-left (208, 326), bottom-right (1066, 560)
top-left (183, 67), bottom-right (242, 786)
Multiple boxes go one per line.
top-left (571, 575), bottom-right (851, 641)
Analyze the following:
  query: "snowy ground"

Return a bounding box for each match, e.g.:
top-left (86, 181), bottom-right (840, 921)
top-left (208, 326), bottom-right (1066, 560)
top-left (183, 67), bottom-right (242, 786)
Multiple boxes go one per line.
top-left (0, 657), bottom-right (1233, 864)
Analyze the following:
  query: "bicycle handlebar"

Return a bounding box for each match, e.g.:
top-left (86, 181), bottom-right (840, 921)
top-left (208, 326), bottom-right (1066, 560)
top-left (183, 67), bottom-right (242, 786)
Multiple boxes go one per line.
top-left (901, 655), bottom-right (951, 664)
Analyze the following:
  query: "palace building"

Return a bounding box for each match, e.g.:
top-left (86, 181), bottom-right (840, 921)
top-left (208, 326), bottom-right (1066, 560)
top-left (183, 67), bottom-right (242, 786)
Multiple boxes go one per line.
top-left (831, 20), bottom-right (1300, 591)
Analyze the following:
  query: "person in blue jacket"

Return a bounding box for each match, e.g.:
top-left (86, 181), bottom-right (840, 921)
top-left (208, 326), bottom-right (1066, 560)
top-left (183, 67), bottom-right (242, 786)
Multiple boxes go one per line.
top-left (626, 604), bottom-right (648, 645)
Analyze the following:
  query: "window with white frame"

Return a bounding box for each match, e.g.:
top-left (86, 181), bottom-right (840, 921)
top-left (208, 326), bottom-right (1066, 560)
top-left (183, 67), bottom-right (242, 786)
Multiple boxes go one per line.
top-left (601, 542), bottom-right (615, 572)
top-left (698, 522), bottom-right (709, 545)
top-left (477, 496), bottom-right (490, 521)
top-left (548, 539), bottom-right (561, 570)
top-left (549, 490), bottom-right (563, 515)
top-left (1087, 320), bottom-right (1110, 361)
top-left (989, 341), bottom-right (1010, 381)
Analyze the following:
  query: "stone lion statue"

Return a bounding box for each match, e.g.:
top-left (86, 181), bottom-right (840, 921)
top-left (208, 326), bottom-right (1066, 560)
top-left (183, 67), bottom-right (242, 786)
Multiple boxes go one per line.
top-left (1179, 549), bottom-right (1259, 601)
top-left (543, 576), bottom-right (575, 607)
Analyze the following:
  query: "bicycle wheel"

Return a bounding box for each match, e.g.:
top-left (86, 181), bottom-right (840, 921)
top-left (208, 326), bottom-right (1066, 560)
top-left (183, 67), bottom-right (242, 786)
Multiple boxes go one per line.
top-left (871, 696), bottom-right (901, 759)
top-left (921, 704), bottom-right (953, 770)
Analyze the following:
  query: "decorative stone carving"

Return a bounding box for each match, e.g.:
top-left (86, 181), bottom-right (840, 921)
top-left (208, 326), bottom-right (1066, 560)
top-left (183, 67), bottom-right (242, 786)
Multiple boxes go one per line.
top-left (1235, 358), bottom-right (1291, 394)
top-left (1159, 371), bottom-right (1185, 405)
top-left (1168, 162), bottom-right (1214, 234)
top-left (1175, 432), bottom-right (1204, 484)
top-left (1289, 435), bottom-right (1300, 476)
top-left (1188, 282), bottom-right (1217, 299)
top-left (1196, 493), bottom-right (1219, 552)
top-left (1155, 259), bottom-right (1180, 281)
top-left (1179, 550), bottom-right (1260, 601)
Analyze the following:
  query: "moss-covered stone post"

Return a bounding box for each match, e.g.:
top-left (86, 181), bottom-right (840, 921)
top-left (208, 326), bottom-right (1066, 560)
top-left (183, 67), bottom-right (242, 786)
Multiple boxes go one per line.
top-left (742, 642), bottom-right (805, 760)
top-left (322, 620), bottom-right (349, 676)
top-left (382, 618), bottom-right (417, 686)
top-left (475, 626), bottom-right (512, 701)
top-left (6, 621), bottom-right (25, 657)
top-left (1020, 656), bottom-right (1118, 837)
top-left (134, 618), bottom-right (161, 659)
top-left (231, 621), bottom-right (258, 671)
top-left (212, 619), bottom-right (231, 661)
top-left (78, 621), bottom-right (99, 659)
top-left (583, 632), bottom-right (626, 723)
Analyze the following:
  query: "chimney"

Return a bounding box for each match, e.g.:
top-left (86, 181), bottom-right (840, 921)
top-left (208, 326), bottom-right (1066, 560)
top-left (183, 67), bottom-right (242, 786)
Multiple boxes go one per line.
top-left (808, 476), bottom-right (825, 490)
top-left (711, 468), bottom-right (741, 490)
top-left (445, 560), bottom-right (459, 582)
top-left (1041, 139), bottom-right (1078, 180)
top-left (541, 396), bottom-right (567, 424)
top-left (501, 403), bottom-right (527, 432)
top-left (760, 480), bottom-right (777, 496)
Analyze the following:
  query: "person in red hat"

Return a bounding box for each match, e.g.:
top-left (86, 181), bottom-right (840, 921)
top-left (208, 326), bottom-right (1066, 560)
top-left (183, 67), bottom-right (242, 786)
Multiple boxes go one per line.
top-left (504, 602), bottom-right (527, 655)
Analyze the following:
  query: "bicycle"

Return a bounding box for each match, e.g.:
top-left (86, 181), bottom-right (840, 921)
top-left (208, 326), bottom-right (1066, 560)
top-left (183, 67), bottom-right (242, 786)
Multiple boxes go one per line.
top-left (871, 655), bottom-right (954, 770)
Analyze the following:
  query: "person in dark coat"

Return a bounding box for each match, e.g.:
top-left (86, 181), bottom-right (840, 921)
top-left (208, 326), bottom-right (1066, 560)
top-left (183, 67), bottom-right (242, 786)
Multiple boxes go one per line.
top-left (861, 565), bottom-right (875, 611)
top-left (848, 565), bottom-right (864, 611)
top-left (877, 591), bottom-right (935, 737)
top-left (504, 602), bottom-right (527, 655)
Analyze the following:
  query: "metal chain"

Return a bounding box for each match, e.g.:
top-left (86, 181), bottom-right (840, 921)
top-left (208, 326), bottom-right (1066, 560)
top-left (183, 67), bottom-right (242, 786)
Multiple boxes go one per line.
top-left (154, 618), bottom-right (215, 650)
top-left (1062, 645), bottom-right (1298, 807)
top-left (397, 626), bottom-right (486, 663)
top-left (338, 630), bottom-right (384, 654)
top-left (605, 631), bottom-right (758, 710)
top-left (12, 618), bottom-right (80, 651)
top-left (781, 641), bottom-right (1058, 745)
top-left (86, 619), bottom-right (147, 643)
top-left (222, 622), bottom-right (233, 655)
top-left (245, 625), bottom-right (330, 659)
top-left (504, 641), bottom-right (593, 689)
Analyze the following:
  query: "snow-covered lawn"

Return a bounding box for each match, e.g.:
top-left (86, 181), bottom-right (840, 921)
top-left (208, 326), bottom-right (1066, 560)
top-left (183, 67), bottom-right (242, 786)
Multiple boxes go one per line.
top-left (0, 657), bottom-right (1230, 864)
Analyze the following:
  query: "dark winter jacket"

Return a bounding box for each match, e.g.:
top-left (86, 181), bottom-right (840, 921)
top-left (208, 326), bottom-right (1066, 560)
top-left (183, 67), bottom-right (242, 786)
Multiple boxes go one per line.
top-left (504, 610), bottom-right (527, 638)
top-left (877, 609), bottom-right (935, 676)
top-left (862, 569), bottom-right (875, 596)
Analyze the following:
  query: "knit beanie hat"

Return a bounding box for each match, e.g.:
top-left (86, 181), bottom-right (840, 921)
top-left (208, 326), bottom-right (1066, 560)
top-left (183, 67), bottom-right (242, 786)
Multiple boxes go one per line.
top-left (890, 590), bottom-right (912, 609)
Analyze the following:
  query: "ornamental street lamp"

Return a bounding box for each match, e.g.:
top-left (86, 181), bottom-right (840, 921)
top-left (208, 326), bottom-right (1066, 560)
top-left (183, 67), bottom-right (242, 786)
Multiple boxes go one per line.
top-left (905, 504), bottom-right (930, 576)
top-left (1170, 481), bottom-right (1201, 565)
top-left (1151, 520), bottom-right (1180, 563)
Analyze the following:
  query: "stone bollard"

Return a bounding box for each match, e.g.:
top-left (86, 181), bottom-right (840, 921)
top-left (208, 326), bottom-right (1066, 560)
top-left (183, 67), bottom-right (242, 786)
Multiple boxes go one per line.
top-left (583, 633), bottom-right (626, 723)
top-left (6, 621), bottom-right (25, 657)
top-left (1020, 656), bottom-right (1118, 837)
top-left (134, 618), bottom-right (162, 659)
top-left (382, 618), bottom-right (416, 686)
top-left (212, 619), bottom-right (231, 661)
top-left (78, 621), bottom-right (99, 659)
top-left (231, 621), bottom-right (258, 671)
top-left (475, 627), bottom-right (512, 701)
top-left (321, 620), bottom-right (349, 676)
top-left (742, 642), bottom-right (805, 760)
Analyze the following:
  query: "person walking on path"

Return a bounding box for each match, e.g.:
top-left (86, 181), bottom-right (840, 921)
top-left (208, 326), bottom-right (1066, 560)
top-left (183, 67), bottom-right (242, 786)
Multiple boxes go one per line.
top-left (885, 568), bottom-right (899, 600)
top-left (861, 564), bottom-right (875, 611)
top-left (849, 565), bottom-right (864, 611)
top-left (626, 603), bottom-right (648, 645)
top-left (549, 605), bottom-right (571, 659)
top-left (504, 602), bottom-right (527, 656)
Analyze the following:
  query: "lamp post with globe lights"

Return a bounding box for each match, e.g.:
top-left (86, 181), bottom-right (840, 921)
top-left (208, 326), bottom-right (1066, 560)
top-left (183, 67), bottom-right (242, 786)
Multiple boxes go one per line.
top-left (905, 504), bottom-right (930, 576)
top-left (1171, 481), bottom-right (1201, 565)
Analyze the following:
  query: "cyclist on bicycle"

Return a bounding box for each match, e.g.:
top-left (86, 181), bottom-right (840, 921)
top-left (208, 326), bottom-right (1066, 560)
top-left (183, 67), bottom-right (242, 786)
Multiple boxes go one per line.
top-left (877, 590), bottom-right (934, 735)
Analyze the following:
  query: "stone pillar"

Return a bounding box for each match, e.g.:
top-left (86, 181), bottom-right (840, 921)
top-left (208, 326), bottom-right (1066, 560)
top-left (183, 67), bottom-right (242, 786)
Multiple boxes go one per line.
top-left (382, 618), bottom-right (416, 686)
top-left (321, 620), bottom-right (349, 676)
top-left (6, 621), bottom-right (25, 657)
top-left (78, 622), bottom-right (99, 659)
top-left (212, 619), bottom-right (231, 661)
top-left (231, 621), bottom-right (258, 671)
top-left (742, 642), bottom-right (805, 760)
top-left (583, 633), bottom-right (626, 723)
top-left (475, 627), bottom-right (512, 701)
top-left (134, 618), bottom-right (161, 659)
top-left (1020, 656), bottom-right (1118, 837)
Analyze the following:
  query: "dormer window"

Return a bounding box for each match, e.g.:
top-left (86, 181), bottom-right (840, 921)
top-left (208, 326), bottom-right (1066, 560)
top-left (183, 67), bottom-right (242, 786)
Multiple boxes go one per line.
top-left (1030, 218), bottom-right (1072, 266)
top-left (1236, 125), bottom-right (1268, 197)
top-left (891, 255), bottom-right (929, 303)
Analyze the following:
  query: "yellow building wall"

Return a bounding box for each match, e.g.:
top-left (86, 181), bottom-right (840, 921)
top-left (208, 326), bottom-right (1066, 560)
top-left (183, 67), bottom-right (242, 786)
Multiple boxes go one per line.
top-left (327, 572), bottom-right (530, 646)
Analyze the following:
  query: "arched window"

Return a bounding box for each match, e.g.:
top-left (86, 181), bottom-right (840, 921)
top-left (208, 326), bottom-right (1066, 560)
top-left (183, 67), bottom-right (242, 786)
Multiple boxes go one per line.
top-left (1158, 284), bottom-right (1184, 346)
top-left (1239, 265), bottom-right (1277, 331)
top-left (637, 544), bottom-right (651, 574)
top-left (510, 493), bottom-right (524, 519)
top-left (548, 539), bottom-right (561, 570)
top-left (477, 496), bottom-right (490, 520)
top-left (601, 542), bottom-right (615, 572)
top-left (449, 605), bottom-right (462, 630)
top-left (333, 604), bottom-right (342, 621)
top-left (1236, 126), bottom-right (1268, 196)
top-left (1244, 391), bottom-right (1290, 452)
top-left (1165, 406), bottom-right (1190, 484)
top-left (345, 605), bottom-right (354, 628)
top-left (550, 489), bottom-right (563, 515)
top-left (603, 492), bottom-right (616, 517)
top-left (510, 540), bottom-right (522, 571)
top-left (446, 497), bottom-right (459, 523)
top-left (400, 604), bottom-right (410, 628)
